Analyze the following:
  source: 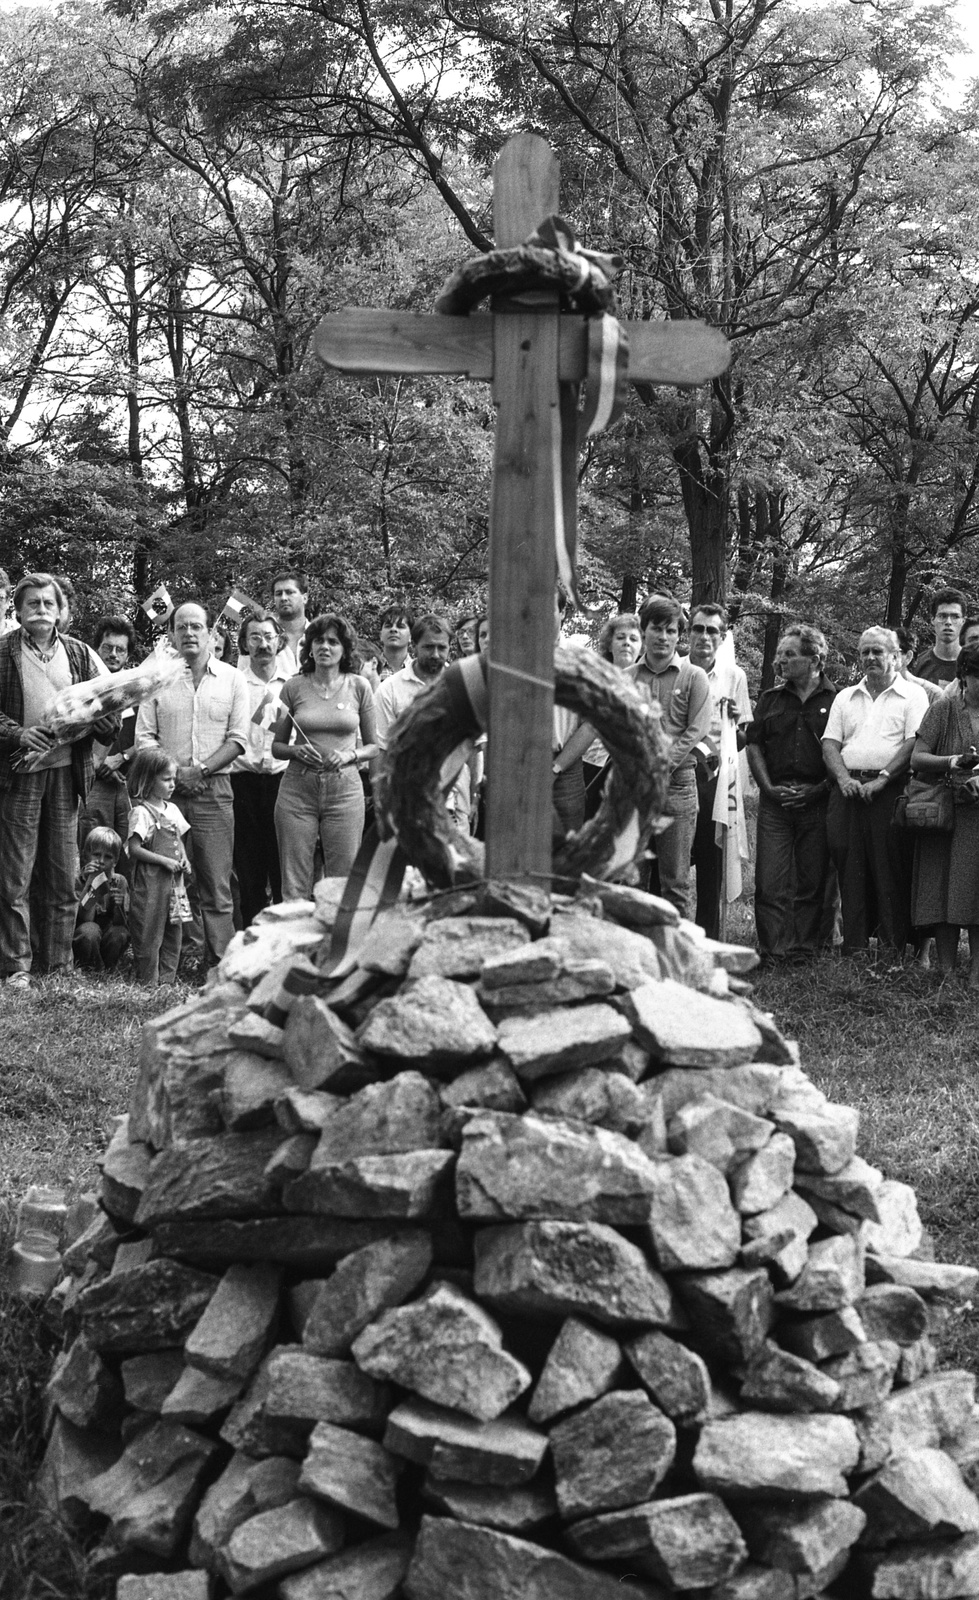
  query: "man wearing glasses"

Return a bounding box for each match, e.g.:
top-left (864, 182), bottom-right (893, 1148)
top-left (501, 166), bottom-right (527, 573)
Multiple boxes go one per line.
top-left (630, 595), bottom-right (712, 916)
top-left (687, 604), bottom-right (752, 937)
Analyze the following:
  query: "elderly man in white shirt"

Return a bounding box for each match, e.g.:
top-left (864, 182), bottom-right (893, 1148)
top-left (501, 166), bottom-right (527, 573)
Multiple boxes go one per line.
top-left (136, 601), bottom-right (250, 965)
top-left (822, 626), bottom-right (929, 958)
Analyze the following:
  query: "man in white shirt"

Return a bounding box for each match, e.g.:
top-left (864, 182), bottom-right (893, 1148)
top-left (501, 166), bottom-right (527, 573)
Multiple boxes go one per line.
top-left (822, 626), bottom-right (929, 957)
top-left (687, 603), bottom-right (752, 938)
top-left (374, 614), bottom-right (473, 829)
top-left (137, 601), bottom-right (250, 965)
top-left (231, 611), bottom-right (290, 926)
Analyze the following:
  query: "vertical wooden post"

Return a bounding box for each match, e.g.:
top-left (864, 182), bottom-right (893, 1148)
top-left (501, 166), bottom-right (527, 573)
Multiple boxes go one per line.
top-left (485, 134), bottom-right (561, 881)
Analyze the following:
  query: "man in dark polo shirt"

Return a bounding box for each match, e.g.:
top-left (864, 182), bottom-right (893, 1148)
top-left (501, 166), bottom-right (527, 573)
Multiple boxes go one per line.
top-left (746, 624), bottom-right (836, 961)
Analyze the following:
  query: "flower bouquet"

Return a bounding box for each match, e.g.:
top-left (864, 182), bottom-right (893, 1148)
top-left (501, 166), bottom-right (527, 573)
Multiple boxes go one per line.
top-left (12, 638), bottom-right (185, 772)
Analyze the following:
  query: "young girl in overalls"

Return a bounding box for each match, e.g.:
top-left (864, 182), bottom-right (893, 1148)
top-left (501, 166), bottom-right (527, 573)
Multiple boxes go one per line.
top-left (126, 749), bottom-right (192, 985)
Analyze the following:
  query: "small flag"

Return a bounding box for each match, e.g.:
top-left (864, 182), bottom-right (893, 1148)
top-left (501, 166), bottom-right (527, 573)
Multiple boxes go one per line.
top-left (251, 688), bottom-right (278, 728)
top-left (139, 584), bottom-right (173, 625)
top-left (219, 588), bottom-right (262, 627)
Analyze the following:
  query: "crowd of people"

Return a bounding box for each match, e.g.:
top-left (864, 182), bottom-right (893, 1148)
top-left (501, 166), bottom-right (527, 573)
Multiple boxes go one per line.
top-left (0, 562), bottom-right (976, 992)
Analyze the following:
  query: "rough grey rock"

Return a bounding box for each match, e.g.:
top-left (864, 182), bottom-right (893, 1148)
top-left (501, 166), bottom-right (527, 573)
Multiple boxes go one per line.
top-left (530, 1068), bottom-right (647, 1135)
top-left (856, 1371), bottom-right (977, 1472)
top-left (134, 1131), bottom-right (284, 1229)
top-left (298, 1421), bottom-right (401, 1528)
top-left (120, 1350), bottom-right (186, 1415)
top-left (227, 1010), bottom-right (286, 1060)
top-left (351, 1281), bottom-right (530, 1422)
top-left (190, 1451), bottom-right (301, 1569)
top-left (117, 1578), bottom-right (211, 1600)
top-left (302, 1231), bottom-right (433, 1357)
top-left (456, 1110), bottom-right (662, 1226)
top-left (645, 1152), bottom-right (742, 1271)
top-left (441, 1061), bottom-right (526, 1114)
top-left (221, 1348), bottom-right (389, 1458)
top-left (862, 1180), bottom-right (924, 1259)
top-left (275, 1087), bottom-right (345, 1135)
top-left (653, 1063), bottom-right (813, 1122)
top-left (824, 1342), bottom-right (901, 1413)
top-left (856, 1284), bottom-right (930, 1347)
top-left (86, 1419), bottom-right (218, 1557)
top-left (356, 975), bottom-right (498, 1066)
top-left (548, 909), bottom-right (664, 990)
top-left (279, 1532), bottom-right (412, 1600)
top-left (476, 962), bottom-right (617, 1013)
top-left (130, 991), bottom-right (240, 1147)
top-left (730, 1134), bottom-right (796, 1215)
top-left (623, 978), bottom-right (762, 1067)
top-left (527, 1317), bottom-right (623, 1423)
top-left (155, 1215), bottom-right (395, 1274)
top-left (778, 1305), bottom-right (866, 1362)
top-left (625, 1330), bottom-right (712, 1424)
top-left (408, 917), bottom-right (530, 979)
top-left (897, 1334), bottom-right (938, 1387)
top-left (35, 1414), bottom-right (120, 1530)
top-left (359, 908), bottom-right (426, 975)
top-left (99, 1115), bottom-right (152, 1223)
top-left (859, 1533), bottom-right (979, 1599)
top-left (667, 1093), bottom-right (773, 1173)
top-left (497, 1004), bottom-right (633, 1081)
top-left (219, 1495), bottom-right (346, 1593)
top-left (312, 1073), bottom-right (444, 1164)
top-left (738, 1498), bottom-right (867, 1580)
top-left (739, 1342), bottom-right (841, 1412)
top-left (740, 1229), bottom-right (808, 1288)
top-left (771, 1101), bottom-right (859, 1175)
top-left (774, 1235), bottom-right (865, 1312)
top-left (577, 876), bottom-right (680, 928)
top-left (550, 1390), bottom-right (676, 1520)
top-left (162, 1364), bottom-right (244, 1425)
top-left (674, 1267), bottom-right (774, 1365)
top-left (795, 1156), bottom-right (884, 1222)
top-left (421, 1477), bottom-right (556, 1533)
top-left (854, 1447), bottom-right (979, 1547)
top-left (693, 1412), bottom-right (860, 1499)
top-left (385, 1396), bottom-right (548, 1486)
top-left (184, 1262), bottom-right (280, 1380)
top-left (565, 1493), bottom-right (748, 1589)
top-left (221, 1052), bottom-right (293, 1131)
top-left (479, 936), bottom-right (567, 989)
top-left (474, 1220), bottom-right (683, 1331)
top-left (865, 1255), bottom-right (979, 1303)
top-left (283, 996), bottom-right (367, 1092)
top-left (76, 1260), bottom-right (218, 1353)
top-left (404, 1513), bottom-right (665, 1600)
top-left (46, 1336), bottom-right (122, 1430)
top-left (284, 1150), bottom-right (455, 1219)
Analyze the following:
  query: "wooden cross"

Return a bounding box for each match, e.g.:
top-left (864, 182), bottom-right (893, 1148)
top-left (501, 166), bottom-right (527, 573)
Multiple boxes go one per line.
top-left (314, 133), bottom-right (729, 883)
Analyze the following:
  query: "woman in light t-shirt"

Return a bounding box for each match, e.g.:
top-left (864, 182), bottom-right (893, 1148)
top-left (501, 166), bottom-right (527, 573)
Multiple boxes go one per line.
top-left (271, 614), bottom-right (377, 898)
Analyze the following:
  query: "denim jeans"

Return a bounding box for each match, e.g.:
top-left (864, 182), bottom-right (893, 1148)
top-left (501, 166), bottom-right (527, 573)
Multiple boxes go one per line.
top-left (173, 777), bottom-right (236, 966)
top-left (275, 764), bottom-right (365, 901)
top-left (650, 766), bottom-right (698, 918)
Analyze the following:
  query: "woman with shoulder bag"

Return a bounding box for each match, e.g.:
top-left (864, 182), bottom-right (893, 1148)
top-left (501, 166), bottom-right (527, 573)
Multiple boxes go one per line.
top-left (909, 643), bottom-right (979, 983)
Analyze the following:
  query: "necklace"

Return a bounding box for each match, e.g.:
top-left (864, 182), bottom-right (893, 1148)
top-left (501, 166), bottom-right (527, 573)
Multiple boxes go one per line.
top-left (312, 674), bottom-right (343, 701)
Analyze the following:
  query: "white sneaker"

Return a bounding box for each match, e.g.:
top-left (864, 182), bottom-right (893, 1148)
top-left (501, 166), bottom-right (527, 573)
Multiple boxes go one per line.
top-left (5, 972), bottom-right (30, 990)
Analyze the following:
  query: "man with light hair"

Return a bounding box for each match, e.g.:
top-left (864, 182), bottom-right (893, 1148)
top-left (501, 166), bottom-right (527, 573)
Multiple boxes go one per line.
top-left (746, 623), bottom-right (836, 962)
top-left (822, 626), bottom-right (928, 958)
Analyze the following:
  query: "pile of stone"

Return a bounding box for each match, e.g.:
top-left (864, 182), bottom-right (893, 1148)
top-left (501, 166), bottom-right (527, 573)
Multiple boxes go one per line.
top-left (35, 878), bottom-right (979, 1600)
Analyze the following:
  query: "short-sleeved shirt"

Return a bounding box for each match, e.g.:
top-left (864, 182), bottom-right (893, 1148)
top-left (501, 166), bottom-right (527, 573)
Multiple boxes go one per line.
top-left (136, 655), bottom-right (250, 768)
top-left (128, 799), bottom-right (190, 854)
top-left (911, 648), bottom-right (958, 685)
top-left (232, 661), bottom-right (290, 775)
top-left (374, 662), bottom-right (471, 815)
top-left (822, 675), bottom-right (928, 770)
top-left (630, 654), bottom-right (713, 772)
top-left (277, 672), bottom-right (375, 761)
top-left (746, 677), bottom-right (837, 784)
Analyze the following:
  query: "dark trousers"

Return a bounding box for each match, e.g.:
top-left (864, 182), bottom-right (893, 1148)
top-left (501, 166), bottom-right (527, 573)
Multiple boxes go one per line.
top-left (693, 765), bottom-right (722, 940)
top-left (827, 784), bottom-right (912, 954)
top-left (73, 922), bottom-right (129, 972)
top-left (755, 794), bottom-right (830, 956)
top-left (231, 772), bottom-right (283, 927)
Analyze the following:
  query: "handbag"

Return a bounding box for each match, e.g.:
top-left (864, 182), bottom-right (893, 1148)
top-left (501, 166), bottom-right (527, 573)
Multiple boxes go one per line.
top-left (894, 773), bottom-right (953, 831)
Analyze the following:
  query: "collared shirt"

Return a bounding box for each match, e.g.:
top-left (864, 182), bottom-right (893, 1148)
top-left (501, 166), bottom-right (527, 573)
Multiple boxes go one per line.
top-left (630, 653), bottom-right (712, 771)
top-left (747, 675), bottom-right (837, 784)
top-left (136, 654), bottom-right (250, 767)
top-left (823, 675), bottom-right (928, 770)
top-left (703, 660), bottom-right (752, 749)
top-left (231, 661), bottom-right (290, 774)
top-left (374, 662), bottom-right (471, 815)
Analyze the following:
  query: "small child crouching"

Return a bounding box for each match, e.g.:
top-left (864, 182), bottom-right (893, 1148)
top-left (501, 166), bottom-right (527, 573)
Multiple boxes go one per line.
top-left (127, 749), bottom-right (193, 986)
top-left (73, 827), bottom-right (130, 972)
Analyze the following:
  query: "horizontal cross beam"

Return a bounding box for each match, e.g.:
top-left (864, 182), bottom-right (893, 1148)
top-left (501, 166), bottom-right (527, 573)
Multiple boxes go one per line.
top-left (314, 307), bottom-right (730, 388)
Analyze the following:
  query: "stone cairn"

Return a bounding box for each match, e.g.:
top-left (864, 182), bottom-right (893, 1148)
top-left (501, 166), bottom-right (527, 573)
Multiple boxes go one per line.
top-left (35, 876), bottom-right (979, 1600)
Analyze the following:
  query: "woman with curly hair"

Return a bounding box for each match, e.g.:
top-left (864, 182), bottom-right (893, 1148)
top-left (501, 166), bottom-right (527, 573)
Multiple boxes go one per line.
top-left (271, 613), bottom-right (377, 898)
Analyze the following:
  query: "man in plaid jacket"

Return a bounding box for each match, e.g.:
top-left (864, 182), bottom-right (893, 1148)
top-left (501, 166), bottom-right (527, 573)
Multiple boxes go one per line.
top-left (0, 573), bottom-right (118, 989)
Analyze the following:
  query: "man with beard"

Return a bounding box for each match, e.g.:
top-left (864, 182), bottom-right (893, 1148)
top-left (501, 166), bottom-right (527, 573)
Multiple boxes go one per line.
top-left (373, 613), bottom-right (475, 830)
top-left (822, 626), bottom-right (929, 958)
top-left (230, 610), bottom-right (289, 925)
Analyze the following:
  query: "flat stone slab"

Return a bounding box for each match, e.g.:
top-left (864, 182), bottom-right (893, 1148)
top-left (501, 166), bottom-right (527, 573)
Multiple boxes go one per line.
top-left (550, 1390), bottom-right (676, 1520)
top-left (298, 1421), bottom-right (401, 1529)
top-left (422, 1477), bottom-right (557, 1533)
top-left (227, 1010), bottom-right (286, 1060)
top-left (385, 1396), bottom-right (547, 1486)
top-left (134, 1131), bottom-right (284, 1228)
top-left (739, 1342), bottom-right (841, 1413)
top-left (474, 1220), bottom-right (683, 1331)
top-left (184, 1262), bottom-right (280, 1381)
top-left (497, 1004), bottom-right (633, 1081)
top-left (191, 1451), bottom-right (301, 1570)
top-left (162, 1363), bottom-right (244, 1425)
top-left (302, 1231), bottom-right (433, 1357)
top-left (221, 1051), bottom-right (292, 1131)
top-left (312, 1073), bottom-right (444, 1164)
top-left (548, 909), bottom-right (665, 989)
top-left (221, 1348), bottom-right (389, 1458)
top-left (778, 1305), bottom-right (866, 1362)
top-left (623, 979), bottom-right (762, 1067)
top-left (625, 1330), bottom-right (712, 1424)
top-left (219, 1495), bottom-right (346, 1593)
top-left (442, 1061), bottom-right (526, 1114)
top-left (154, 1215), bottom-right (395, 1273)
top-left (86, 1419), bottom-right (218, 1558)
top-left (118, 1578), bottom-right (212, 1600)
top-left (279, 1532), bottom-right (412, 1600)
top-left (528, 1317), bottom-right (623, 1423)
top-left (76, 1260), bottom-right (219, 1353)
top-left (860, 1533), bottom-right (979, 1599)
top-left (795, 1155), bottom-right (884, 1222)
top-left (408, 916), bottom-right (530, 979)
top-left (771, 1101), bottom-right (859, 1175)
top-left (356, 975), bottom-right (498, 1065)
top-left (866, 1255), bottom-right (979, 1303)
top-left (284, 1150), bottom-right (455, 1219)
top-left (857, 1371), bottom-right (977, 1472)
top-left (855, 1447), bottom-right (979, 1547)
top-left (654, 1063), bottom-right (812, 1121)
top-left (693, 1412), bottom-right (860, 1499)
top-left (645, 1152), bottom-right (741, 1271)
top-left (739, 1498), bottom-right (867, 1581)
top-left (359, 909), bottom-right (426, 975)
top-left (456, 1110), bottom-right (661, 1226)
top-left (404, 1514), bottom-right (665, 1600)
top-left (566, 1493), bottom-right (748, 1589)
top-left (351, 1280), bottom-right (531, 1422)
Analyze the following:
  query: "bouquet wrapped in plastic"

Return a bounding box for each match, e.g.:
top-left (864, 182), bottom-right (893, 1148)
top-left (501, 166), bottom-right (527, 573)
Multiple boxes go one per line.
top-left (13, 638), bottom-right (185, 773)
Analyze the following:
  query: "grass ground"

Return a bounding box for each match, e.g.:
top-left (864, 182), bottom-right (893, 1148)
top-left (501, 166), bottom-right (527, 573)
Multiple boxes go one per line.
top-left (2, 951), bottom-right (979, 1595)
